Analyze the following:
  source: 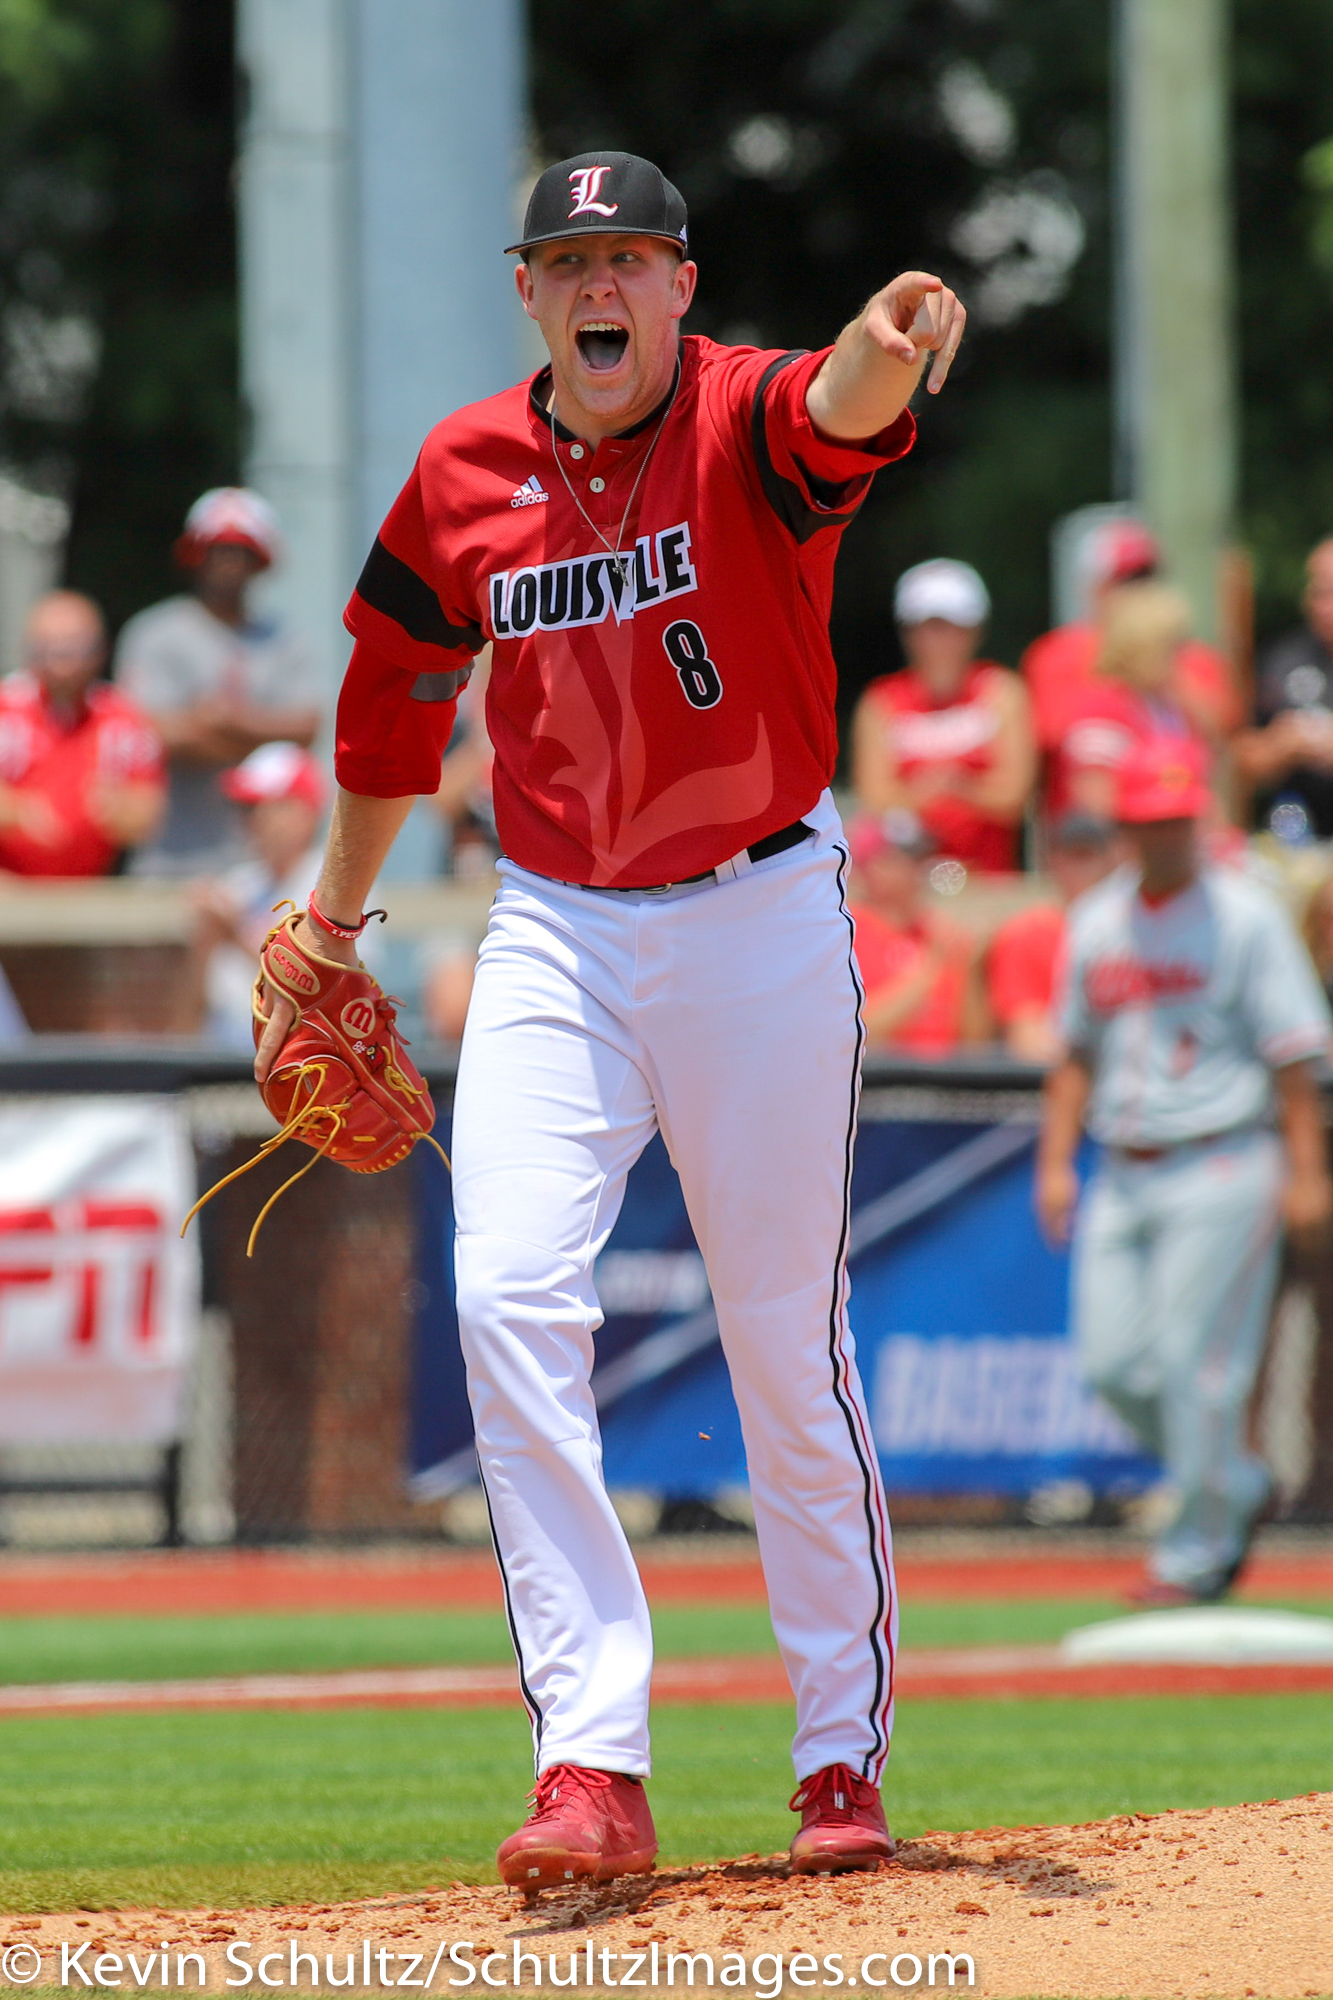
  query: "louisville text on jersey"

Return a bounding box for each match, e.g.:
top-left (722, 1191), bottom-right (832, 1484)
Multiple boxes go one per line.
top-left (488, 523), bottom-right (697, 637)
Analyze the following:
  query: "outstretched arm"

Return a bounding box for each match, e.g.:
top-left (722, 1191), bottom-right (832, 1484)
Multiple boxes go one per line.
top-left (805, 272), bottom-right (967, 442)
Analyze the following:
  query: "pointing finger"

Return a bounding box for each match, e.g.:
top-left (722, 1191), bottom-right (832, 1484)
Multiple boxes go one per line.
top-left (927, 295), bottom-right (967, 393)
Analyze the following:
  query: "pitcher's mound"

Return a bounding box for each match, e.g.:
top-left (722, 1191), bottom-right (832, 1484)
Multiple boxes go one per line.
top-left (9, 1793), bottom-right (1331, 1997)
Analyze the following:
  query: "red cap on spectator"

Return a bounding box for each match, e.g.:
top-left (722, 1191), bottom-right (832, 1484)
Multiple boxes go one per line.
top-left (1092, 519), bottom-right (1160, 587)
top-left (174, 487), bottom-right (281, 570)
top-left (1116, 736), bottom-right (1210, 823)
top-left (847, 809), bottom-right (937, 866)
top-left (220, 742), bottom-right (325, 811)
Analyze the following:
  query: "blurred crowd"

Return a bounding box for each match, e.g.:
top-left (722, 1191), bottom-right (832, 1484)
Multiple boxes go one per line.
top-left (844, 522), bottom-right (1333, 1059)
top-left (3, 492), bottom-right (1333, 1057)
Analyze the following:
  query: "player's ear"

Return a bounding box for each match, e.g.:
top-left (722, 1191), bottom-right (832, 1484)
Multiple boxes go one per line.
top-left (670, 257), bottom-right (698, 321)
top-left (514, 258), bottom-right (538, 318)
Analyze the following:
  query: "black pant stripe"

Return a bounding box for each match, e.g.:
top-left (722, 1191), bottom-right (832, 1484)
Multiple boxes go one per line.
top-left (828, 839), bottom-right (892, 1778)
top-left (477, 1458), bottom-right (545, 1761)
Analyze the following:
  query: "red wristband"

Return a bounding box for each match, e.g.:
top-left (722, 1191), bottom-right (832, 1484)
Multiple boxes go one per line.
top-left (306, 892), bottom-right (386, 943)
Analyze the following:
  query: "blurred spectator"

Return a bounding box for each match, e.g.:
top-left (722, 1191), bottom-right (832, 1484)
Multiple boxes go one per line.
top-left (1022, 520), bottom-right (1238, 824)
top-left (0, 590), bottom-right (165, 876)
top-left (1234, 536), bottom-right (1333, 841)
top-left (432, 645), bottom-right (498, 880)
top-left (987, 813), bottom-right (1121, 1064)
top-left (851, 560), bottom-right (1034, 872)
top-left (0, 968), bottom-right (28, 1043)
top-left (422, 930), bottom-right (480, 1042)
top-left (114, 488), bottom-right (320, 876)
top-left (1302, 870), bottom-right (1333, 1005)
top-left (191, 742), bottom-right (327, 1046)
top-left (1041, 583), bottom-right (1218, 824)
top-left (847, 810), bottom-right (989, 1053)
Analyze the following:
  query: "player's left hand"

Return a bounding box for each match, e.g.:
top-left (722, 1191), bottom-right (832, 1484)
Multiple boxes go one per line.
top-left (1283, 1167), bottom-right (1333, 1248)
top-left (863, 274), bottom-right (967, 395)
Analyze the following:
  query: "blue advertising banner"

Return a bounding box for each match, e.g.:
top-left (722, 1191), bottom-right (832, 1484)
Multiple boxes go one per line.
top-left (409, 1094), bottom-right (1154, 1502)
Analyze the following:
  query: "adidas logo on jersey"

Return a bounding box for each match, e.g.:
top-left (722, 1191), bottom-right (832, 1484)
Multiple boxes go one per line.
top-left (511, 475), bottom-right (549, 508)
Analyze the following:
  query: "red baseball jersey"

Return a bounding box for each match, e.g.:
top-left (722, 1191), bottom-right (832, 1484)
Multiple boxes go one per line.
top-left (986, 901), bottom-right (1065, 1026)
top-left (1043, 678), bottom-right (1204, 822)
top-left (859, 663), bottom-right (1019, 871)
top-left (338, 334), bottom-right (914, 888)
top-left (1022, 620), bottom-right (1236, 818)
top-left (0, 674), bottom-right (163, 877)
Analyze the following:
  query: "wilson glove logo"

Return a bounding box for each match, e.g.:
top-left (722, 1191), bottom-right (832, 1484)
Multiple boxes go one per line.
top-left (269, 946), bottom-right (318, 997)
top-left (340, 997), bottom-right (378, 1039)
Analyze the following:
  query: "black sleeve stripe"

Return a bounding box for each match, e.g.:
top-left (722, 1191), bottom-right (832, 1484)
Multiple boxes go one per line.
top-left (798, 457), bottom-right (867, 512)
top-left (410, 667), bottom-right (473, 704)
top-left (355, 537), bottom-right (484, 652)
top-left (750, 350), bottom-right (870, 544)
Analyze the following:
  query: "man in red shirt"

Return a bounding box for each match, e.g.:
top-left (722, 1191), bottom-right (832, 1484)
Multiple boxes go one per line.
top-left (847, 810), bottom-right (988, 1052)
top-left (256, 151), bottom-right (966, 1883)
top-left (986, 812), bottom-right (1120, 1062)
top-left (0, 591), bottom-right (164, 876)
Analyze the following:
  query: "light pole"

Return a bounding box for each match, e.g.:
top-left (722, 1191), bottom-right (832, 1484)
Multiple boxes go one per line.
top-left (1114, 0), bottom-right (1237, 641)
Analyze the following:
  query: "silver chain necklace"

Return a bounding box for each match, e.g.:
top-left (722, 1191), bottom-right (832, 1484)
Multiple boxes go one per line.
top-left (548, 363), bottom-right (680, 587)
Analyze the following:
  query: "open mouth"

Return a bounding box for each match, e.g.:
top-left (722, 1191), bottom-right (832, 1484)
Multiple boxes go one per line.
top-left (575, 322), bottom-right (630, 372)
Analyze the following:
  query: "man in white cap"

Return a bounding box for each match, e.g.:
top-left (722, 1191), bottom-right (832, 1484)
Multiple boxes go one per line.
top-left (114, 488), bottom-right (321, 875)
top-left (851, 557), bottom-right (1034, 872)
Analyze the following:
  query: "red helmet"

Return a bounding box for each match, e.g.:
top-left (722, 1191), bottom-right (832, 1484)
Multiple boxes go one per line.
top-left (174, 487), bottom-right (281, 570)
top-left (1116, 736), bottom-right (1210, 823)
top-left (1092, 519), bottom-right (1160, 588)
top-left (219, 742), bottom-right (325, 811)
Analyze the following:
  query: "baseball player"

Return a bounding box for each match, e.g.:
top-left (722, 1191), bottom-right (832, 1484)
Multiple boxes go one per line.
top-left (255, 150), bottom-right (965, 1882)
top-left (1037, 735), bottom-right (1333, 1605)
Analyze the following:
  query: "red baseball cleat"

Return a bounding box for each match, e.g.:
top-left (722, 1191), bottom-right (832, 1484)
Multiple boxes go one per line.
top-left (788, 1762), bottom-right (895, 1874)
top-left (496, 1764), bottom-right (658, 1889)
top-left (1125, 1576), bottom-right (1214, 1608)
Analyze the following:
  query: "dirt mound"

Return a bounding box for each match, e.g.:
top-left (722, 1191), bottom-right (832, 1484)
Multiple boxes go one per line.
top-left (6, 1794), bottom-right (1330, 1997)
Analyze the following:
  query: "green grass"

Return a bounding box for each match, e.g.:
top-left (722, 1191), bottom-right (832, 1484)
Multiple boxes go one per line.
top-left (0, 1692), bottom-right (1329, 1911)
top-left (0, 1595), bottom-right (1328, 1685)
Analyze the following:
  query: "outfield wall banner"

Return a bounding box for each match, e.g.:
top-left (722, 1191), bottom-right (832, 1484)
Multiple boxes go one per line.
top-left (0, 1097), bottom-right (199, 1446)
top-left (409, 1095), bottom-right (1153, 1501)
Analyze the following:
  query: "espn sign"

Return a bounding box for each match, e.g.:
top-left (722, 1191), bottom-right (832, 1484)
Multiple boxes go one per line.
top-left (0, 1099), bottom-right (198, 1445)
top-left (0, 1199), bottom-right (168, 1358)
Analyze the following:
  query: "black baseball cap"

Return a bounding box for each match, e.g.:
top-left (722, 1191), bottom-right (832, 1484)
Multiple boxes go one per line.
top-left (506, 152), bottom-right (689, 257)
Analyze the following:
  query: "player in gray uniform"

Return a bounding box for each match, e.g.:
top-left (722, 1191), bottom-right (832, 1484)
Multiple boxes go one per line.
top-left (1037, 735), bottom-right (1333, 1604)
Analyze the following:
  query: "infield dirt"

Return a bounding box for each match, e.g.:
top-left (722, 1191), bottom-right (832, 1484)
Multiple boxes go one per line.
top-left (6, 1793), bottom-right (1330, 1998)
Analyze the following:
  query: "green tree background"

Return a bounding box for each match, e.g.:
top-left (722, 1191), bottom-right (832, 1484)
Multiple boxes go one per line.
top-left (0, 0), bottom-right (1329, 726)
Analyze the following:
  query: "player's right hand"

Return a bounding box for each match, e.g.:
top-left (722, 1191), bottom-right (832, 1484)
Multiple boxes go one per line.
top-left (1035, 1160), bottom-right (1080, 1245)
top-left (864, 273), bottom-right (966, 394)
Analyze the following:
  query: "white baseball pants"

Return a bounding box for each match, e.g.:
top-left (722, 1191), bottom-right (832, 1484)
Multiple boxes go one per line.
top-left (1073, 1126), bottom-right (1282, 1589)
top-left (450, 792), bottom-right (896, 1784)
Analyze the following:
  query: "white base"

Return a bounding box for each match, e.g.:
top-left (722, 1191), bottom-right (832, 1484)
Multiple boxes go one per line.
top-left (1062, 1607), bottom-right (1333, 1665)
